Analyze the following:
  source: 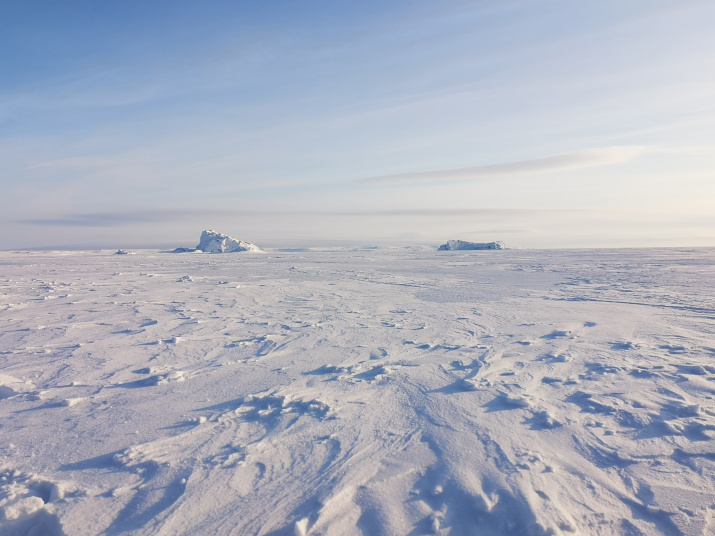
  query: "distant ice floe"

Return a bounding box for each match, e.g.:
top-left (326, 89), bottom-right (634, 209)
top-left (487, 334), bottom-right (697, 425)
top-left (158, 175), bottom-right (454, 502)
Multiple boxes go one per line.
top-left (172, 230), bottom-right (262, 254)
top-left (438, 239), bottom-right (506, 250)
top-left (114, 249), bottom-right (131, 255)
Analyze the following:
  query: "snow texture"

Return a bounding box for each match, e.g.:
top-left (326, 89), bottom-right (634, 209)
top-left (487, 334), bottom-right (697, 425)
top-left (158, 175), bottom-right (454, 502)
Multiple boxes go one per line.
top-left (1, 247), bottom-right (715, 535)
top-left (438, 240), bottom-right (506, 250)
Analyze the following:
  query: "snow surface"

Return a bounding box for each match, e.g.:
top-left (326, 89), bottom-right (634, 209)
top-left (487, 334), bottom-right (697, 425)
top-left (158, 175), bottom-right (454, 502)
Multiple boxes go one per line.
top-left (438, 240), bottom-right (506, 251)
top-left (1, 247), bottom-right (715, 535)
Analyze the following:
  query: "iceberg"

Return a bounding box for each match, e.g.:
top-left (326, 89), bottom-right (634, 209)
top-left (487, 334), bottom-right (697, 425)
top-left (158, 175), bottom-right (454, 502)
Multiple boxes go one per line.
top-left (171, 231), bottom-right (262, 253)
top-left (438, 240), bottom-right (505, 251)
top-left (196, 230), bottom-right (262, 253)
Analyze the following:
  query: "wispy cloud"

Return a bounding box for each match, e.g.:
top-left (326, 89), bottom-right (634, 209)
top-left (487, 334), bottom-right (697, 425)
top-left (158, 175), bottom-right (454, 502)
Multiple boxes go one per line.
top-left (25, 156), bottom-right (116, 171)
top-left (20, 212), bottom-right (170, 227)
top-left (360, 146), bottom-right (649, 186)
top-left (19, 207), bottom-right (586, 227)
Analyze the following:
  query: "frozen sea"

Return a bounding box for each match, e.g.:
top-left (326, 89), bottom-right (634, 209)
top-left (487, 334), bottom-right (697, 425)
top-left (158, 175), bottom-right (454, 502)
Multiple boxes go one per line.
top-left (1, 247), bottom-right (715, 535)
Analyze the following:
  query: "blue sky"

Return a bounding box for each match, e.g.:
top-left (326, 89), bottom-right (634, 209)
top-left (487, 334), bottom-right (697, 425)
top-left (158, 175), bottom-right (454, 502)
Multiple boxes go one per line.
top-left (1, 0), bottom-right (714, 249)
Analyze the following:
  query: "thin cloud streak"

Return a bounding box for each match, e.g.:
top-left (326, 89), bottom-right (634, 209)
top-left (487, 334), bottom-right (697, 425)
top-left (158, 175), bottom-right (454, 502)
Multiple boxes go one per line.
top-left (19, 208), bottom-right (589, 227)
top-left (20, 213), bottom-right (170, 227)
top-left (360, 146), bottom-right (649, 186)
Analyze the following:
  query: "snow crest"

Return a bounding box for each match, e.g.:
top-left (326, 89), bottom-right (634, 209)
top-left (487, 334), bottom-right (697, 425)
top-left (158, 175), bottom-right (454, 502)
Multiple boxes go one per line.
top-left (438, 239), bottom-right (506, 251)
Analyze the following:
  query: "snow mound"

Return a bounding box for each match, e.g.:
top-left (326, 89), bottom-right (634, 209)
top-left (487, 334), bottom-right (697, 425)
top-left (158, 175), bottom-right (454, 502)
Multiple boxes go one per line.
top-left (173, 231), bottom-right (262, 253)
top-left (438, 240), bottom-right (505, 251)
top-left (0, 374), bottom-right (35, 399)
top-left (0, 467), bottom-right (74, 536)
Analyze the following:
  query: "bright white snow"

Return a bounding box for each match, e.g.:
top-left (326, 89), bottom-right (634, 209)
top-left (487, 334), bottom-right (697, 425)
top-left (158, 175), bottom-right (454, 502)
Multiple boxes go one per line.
top-left (1, 247), bottom-right (715, 535)
top-left (438, 240), bottom-right (506, 250)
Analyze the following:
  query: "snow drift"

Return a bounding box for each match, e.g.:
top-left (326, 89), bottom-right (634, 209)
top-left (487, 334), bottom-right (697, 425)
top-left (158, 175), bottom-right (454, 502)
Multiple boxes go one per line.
top-left (438, 239), bottom-right (505, 251)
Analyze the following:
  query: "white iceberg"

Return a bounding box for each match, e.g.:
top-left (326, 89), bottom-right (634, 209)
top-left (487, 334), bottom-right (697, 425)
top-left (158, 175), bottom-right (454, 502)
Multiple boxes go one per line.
top-left (196, 230), bottom-right (262, 253)
top-left (172, 231), bottom-right (262, 253)
top-left (438, 240), bottom-right (505, 251)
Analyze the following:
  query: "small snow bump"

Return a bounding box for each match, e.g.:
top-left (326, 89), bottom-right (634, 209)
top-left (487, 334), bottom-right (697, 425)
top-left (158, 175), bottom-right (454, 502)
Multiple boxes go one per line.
top-left (62, 397), bottom-right (86, 407)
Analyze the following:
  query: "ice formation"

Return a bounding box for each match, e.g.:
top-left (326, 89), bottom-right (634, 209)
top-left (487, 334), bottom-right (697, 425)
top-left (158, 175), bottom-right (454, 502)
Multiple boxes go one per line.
top-left (172, 230), bottom-right (262, 253)
top-left (197, 230), bottom-right (262, 253)
top-left (438, 239), bottom-right (506, 250)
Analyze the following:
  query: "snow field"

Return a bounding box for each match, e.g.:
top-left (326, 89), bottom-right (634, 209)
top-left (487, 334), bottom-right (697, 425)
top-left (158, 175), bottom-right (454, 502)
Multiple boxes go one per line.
top-left (1, 248), bottom-right (715, 535)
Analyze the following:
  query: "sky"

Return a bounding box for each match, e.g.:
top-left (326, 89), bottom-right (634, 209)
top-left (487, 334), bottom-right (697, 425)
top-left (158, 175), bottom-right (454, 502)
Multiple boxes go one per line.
top-left (1, 0), bottom-right (714, 249)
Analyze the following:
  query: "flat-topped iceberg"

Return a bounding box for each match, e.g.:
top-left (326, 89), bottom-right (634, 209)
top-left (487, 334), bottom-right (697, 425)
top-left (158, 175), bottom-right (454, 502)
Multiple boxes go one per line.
top-left (438, 240), bottom-right (505, 251)
top-left (173, 230), bottom-right (262, 253)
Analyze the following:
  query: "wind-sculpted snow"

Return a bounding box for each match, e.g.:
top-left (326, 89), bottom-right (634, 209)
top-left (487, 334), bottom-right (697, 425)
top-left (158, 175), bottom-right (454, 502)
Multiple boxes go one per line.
top-left (1, 247), bottom-right (715, 535)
